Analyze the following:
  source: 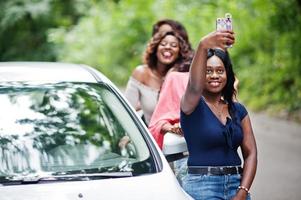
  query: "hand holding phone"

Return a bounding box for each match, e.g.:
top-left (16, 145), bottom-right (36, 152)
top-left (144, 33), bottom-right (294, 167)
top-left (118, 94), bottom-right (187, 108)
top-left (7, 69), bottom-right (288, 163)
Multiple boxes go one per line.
top-left (216, 13), bottom-right (233, 47)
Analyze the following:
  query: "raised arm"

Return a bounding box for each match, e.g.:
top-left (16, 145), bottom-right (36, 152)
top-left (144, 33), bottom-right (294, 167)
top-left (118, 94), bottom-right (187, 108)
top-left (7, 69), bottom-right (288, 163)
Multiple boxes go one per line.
top-left (181, 31), bottom-right (235, 114)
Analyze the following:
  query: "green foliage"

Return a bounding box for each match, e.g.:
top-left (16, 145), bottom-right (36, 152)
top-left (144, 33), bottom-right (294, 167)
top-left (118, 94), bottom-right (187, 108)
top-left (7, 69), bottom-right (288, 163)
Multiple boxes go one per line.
top-left (1, 0), bottom-right (301, 121)
top-left (237, 0), bottom-right (301, 120)
top-left (48, 0), bottom-right (155, 85)
top-left (0, 0), bottom-right (95, 61)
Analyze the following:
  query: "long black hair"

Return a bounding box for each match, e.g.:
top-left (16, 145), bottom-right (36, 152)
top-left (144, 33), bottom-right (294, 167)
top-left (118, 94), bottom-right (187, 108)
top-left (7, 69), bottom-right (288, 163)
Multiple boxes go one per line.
top-left (207, 48), bottom-right (236, 117)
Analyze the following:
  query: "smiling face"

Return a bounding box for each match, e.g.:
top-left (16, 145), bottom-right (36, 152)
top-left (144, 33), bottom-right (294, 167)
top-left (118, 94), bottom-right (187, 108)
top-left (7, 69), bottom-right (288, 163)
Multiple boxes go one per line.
top-left (156, 35), bottom-right (180, 65)
top-left (205, 55), bottom-right (227, 94)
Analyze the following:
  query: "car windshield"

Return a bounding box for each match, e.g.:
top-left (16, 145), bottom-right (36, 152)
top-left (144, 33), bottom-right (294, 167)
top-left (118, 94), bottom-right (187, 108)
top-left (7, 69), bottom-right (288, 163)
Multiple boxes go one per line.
top-left (0, 82), bottom-right (155, 181)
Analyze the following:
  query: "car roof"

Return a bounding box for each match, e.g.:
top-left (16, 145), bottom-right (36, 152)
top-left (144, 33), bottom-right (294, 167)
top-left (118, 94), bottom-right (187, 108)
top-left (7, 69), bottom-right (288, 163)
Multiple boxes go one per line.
top-left (0, 62), bottom-right (103, 83)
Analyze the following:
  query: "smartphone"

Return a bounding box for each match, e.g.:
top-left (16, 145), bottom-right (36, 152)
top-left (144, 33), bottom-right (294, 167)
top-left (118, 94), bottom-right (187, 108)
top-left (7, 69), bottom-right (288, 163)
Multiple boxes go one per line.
top-left (216, 13), bottom-right (233, 47)
top-left (216, 13), bottom-right (233, 31)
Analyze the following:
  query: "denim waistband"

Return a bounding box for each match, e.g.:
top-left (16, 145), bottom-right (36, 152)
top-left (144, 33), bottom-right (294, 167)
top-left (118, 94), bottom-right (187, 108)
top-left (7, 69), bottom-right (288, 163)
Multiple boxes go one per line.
top-left (188, 166), bottom-right (242, 175)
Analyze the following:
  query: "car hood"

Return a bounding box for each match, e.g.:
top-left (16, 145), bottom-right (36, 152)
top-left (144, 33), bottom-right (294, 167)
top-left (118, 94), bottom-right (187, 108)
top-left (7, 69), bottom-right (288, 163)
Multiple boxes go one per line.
top-left (0, 170), bottom-right (191, 200)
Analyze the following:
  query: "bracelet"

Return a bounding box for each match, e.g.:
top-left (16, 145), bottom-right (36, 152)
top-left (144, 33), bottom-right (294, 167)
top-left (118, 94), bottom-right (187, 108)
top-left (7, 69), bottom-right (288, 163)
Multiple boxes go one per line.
top-left (238, 185), bottom-right (250, 194)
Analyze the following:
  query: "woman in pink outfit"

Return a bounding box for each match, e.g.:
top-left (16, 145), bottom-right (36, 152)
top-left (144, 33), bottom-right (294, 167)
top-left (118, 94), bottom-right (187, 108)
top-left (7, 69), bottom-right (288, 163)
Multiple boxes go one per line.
top-left (148, 71), bottom-right (190, 186)
top-left (148, 71), bottom-right (189, 149)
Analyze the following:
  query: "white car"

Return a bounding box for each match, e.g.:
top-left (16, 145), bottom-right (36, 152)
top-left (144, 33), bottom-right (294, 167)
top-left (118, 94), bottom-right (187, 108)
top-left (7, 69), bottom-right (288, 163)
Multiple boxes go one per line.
top-left (0, 62), bottom-right (192, 200)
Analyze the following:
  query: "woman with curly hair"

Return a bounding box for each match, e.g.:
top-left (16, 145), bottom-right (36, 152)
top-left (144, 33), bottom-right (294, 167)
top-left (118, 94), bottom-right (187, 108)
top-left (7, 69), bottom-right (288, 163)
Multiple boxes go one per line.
top-left (152, 19), bottom-right (194, 64)
top-left (125, 30), bottom-right (193, 126)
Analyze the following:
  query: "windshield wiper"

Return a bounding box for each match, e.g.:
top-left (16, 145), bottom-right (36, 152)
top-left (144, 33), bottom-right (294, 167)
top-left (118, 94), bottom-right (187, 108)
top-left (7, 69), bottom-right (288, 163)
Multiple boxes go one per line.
top-left (0, 172), bottom-right (133, 186)
top-left (50, 171), bottom-right (133, 180)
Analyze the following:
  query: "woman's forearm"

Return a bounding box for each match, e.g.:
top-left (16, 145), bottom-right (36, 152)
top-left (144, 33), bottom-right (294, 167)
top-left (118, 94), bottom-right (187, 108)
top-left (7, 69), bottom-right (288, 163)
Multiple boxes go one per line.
top-left (181, 42), bottom-right (208, 114)
top-left (241, 151), bottom-right (257, 190)
top-left (187, 42), bottom-right (207, 94)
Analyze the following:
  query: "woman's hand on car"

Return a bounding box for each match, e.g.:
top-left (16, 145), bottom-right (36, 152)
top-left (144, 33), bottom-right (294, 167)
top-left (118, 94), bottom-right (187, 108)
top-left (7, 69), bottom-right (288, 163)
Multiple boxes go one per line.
top-left (162, 122), bottom-right (183, 136)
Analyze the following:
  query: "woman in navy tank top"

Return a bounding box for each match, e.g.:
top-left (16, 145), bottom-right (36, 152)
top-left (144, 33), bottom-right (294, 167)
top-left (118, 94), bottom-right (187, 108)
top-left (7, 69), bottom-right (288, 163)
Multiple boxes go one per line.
top-left (180, 30), bottom-right (257, 200)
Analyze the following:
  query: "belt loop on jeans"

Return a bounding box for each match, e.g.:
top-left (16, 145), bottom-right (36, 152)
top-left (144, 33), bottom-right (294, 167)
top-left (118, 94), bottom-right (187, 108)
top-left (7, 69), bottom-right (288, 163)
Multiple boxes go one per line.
top-left (188, 166), bottom-right (242, 175)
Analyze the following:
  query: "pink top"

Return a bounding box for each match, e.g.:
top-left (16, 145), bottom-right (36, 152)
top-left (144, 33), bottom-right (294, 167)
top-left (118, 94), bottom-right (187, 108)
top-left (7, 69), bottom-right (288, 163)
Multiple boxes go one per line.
top-left (148, 72), bottom-right (189, 149)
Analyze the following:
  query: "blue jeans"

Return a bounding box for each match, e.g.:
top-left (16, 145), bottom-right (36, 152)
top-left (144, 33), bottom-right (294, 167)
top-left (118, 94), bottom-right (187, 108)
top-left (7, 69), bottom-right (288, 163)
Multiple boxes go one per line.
top-left (182, 173), bottom-right (251, 200)
top-left (173, 156), bottom-right (188, 186)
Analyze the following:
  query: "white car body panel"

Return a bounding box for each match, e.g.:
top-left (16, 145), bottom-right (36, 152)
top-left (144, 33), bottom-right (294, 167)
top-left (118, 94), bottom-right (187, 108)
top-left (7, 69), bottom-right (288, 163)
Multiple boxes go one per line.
top-left (0, 62), bottom-right (192, 200)
top-left (0, 62), bottom-right (97, 83)
top-left (0, 163), bottom-right (190, 200)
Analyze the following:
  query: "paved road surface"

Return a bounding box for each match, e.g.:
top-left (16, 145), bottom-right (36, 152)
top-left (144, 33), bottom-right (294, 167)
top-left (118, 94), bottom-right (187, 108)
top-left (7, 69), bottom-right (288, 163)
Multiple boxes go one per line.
top-left (249, 112), bottom-right (301, 200)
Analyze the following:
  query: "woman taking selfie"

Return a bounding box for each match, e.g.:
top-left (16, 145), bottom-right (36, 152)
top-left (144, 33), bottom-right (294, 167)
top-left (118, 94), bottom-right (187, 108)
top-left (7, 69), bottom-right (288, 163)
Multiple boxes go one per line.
top-left (180, 30), bottom-right (257, 200)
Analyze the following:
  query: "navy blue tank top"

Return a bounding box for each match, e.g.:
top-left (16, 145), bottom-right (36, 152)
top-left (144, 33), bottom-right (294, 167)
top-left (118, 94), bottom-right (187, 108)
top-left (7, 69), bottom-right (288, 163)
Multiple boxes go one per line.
top-left (180, 98), bottom-right (248, 166)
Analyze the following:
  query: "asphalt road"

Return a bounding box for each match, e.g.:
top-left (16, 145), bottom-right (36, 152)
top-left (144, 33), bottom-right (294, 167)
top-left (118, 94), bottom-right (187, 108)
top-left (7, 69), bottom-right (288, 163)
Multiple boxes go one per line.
top-left (249, 112), bottom-right (301, 200)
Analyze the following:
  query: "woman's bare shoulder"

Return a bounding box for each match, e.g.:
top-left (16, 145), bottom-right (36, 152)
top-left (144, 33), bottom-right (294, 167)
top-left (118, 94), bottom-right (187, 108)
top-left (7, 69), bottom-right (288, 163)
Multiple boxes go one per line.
top-left (131, 65), bottom-right (150, 82)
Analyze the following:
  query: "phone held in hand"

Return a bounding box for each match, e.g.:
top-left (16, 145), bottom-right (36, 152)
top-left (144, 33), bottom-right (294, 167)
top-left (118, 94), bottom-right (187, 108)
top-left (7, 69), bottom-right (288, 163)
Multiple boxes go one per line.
top-left (216, 13), bottom-right (232, 31)
top-left (216, 13), bottom-right (233, 48)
